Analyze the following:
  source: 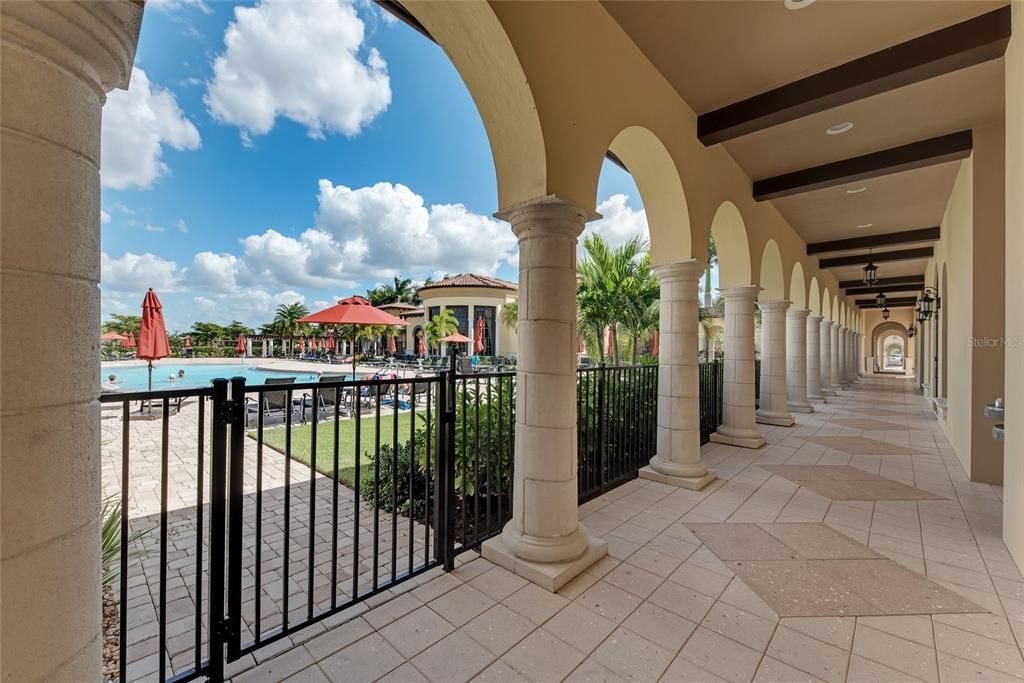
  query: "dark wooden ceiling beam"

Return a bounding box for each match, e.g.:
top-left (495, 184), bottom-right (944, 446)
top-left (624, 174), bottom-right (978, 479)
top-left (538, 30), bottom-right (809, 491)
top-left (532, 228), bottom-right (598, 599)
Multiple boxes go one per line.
top-left (858, 301), bottom-right (918, 309)
top-left (753, 131), bottom-right (972, 201)
top-left (819, 247), bottom-right (933, 269)
top-left (845, 284), bottom-right (925, 296)
top-left (857, 296), bottom-right (918, 307)
top-left (696, 6), bottom-right (1011, 146)
top-left (807, 227), bottom-right (940, 255)
top-left (839, 274), bottom-right (924, 289)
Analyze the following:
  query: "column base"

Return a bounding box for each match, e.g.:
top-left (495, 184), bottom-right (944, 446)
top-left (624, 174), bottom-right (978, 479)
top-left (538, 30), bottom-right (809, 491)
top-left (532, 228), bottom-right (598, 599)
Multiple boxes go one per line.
top-left (481, 530), bottom-right (607, 593)
top-left (808, 393), bottom-right (826, 403)
top-left (787, 400), bottom-right (814, 414)
top-left (831, 384), bottom-right (844, 393)
top-left (639, 464), bottom-right (717, 491)
top-left (756, 409), bottom-right (796, 427)
top-left (710, 426), bottom-right (765, 449)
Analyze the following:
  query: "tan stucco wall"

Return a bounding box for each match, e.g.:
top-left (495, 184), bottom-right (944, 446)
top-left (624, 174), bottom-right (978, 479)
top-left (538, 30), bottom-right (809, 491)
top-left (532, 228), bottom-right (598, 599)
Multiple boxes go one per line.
top-left (417, 287), bottom-right (518, 356)
top-left (1003, 0), bottom-right (1024, 569)
top-left (929, 123), bottom-right (1006, 484)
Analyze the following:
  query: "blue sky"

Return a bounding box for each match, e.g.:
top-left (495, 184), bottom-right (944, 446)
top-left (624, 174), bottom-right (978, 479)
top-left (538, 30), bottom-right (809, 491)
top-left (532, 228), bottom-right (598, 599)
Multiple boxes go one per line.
top-left (99, 0), bottom-right (647, 332)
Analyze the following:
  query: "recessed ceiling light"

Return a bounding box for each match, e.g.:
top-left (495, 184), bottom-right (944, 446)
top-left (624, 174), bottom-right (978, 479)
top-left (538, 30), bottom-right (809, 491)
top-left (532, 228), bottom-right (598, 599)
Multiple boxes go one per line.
top-left (784, 0), bottom-right (816, 9)
top-left (826, 122), bottom-right (854, 135)
top-left (846, 186), bottom-right (868, 194)
top-left (857, 223), bottom-right (873, 228)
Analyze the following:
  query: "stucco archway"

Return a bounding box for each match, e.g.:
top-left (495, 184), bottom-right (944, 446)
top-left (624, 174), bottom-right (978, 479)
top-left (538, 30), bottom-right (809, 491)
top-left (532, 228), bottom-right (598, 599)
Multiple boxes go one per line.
top-left (405, 1), bottom-right (546, 209)
top-left (822, 288), bottom-right (832, 322)
top-left (605, 126), bottom-right (692, 265)
top-left (709, 201), bottom-right (752, 288)
top-left (758, 239), bottom-right (785, 302)
top-left (789, 262), bottom-right (807, 310)
top-left (808, 277), bottom-right (820, 316)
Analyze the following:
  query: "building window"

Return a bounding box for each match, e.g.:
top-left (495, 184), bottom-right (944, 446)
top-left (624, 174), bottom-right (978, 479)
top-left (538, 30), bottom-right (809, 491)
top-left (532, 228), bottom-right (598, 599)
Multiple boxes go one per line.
top-left (428, 306), bottom-right (440, 321)
top-left (473, 306), bottom-right (496, 356)
top-left (448, 305), bottom-right (469, 335)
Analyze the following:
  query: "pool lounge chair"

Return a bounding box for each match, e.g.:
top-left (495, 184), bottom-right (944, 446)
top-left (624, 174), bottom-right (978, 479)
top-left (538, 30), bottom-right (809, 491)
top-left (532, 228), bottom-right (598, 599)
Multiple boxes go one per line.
top-left (300, 374), bottom-right (351, 422)
top-left (245, 376), bottom-right (297, 426)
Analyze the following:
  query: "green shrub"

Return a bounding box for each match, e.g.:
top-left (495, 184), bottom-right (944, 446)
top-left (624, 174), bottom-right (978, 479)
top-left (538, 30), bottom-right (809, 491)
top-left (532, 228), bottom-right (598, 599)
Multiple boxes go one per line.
top-left (359, 433), bottom-right (432, 518)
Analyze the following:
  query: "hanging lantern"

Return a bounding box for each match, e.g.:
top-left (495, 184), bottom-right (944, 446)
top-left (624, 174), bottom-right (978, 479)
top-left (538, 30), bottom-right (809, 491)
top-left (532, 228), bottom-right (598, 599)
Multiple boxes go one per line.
top-left (908, 324), bottom-right (916, 338)
top-left (875, 292), bottom-right (886, 307)
top-left (862, 260), bottom-right (878, 286)
top-left (917, 287), bottom-right (938, 320)
top-left (881, 307), bottom-right (890, 321)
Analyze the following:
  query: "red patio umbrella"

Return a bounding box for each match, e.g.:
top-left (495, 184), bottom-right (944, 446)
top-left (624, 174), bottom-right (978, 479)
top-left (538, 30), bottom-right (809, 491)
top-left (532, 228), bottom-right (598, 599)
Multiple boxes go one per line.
top-left (473, 315), bottom-right (485, 355)
top-left (388, 334), bottom-right (397, 355)
top-left (605, 328), bottom-right (614, 357)
top-left (576, 335), bottom-right (584, 354)
top-left (125, 331), bottom-right (136, 348)
top-left (327, 331), bottom-right (335, 351)
top-left (184, 335), bottom-right (192, 349)
top-left (137, 288), bottom-right (170, 393)
top-left (417, 333), bottom-right (426, 357)
top-left (650, 331), bottom-right (660, 357)
top-left (101, 331), bottom-right (128, 344)
top-left (236, 333), bottom-right (247, 356)
top-left (300, 295), bottom-right (406, 376)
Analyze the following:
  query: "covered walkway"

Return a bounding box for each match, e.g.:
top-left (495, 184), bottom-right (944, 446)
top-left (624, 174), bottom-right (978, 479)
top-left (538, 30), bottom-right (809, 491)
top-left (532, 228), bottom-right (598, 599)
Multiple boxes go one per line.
top-left (234, 376), bottom-right (1024, 682)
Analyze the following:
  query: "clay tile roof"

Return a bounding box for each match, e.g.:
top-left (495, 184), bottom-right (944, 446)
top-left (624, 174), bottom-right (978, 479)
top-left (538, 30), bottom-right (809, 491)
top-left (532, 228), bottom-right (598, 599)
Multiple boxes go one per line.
top-left (417, 273), bottom-right (518, 293)
top-left (379, 302), bottom-right (421, 310)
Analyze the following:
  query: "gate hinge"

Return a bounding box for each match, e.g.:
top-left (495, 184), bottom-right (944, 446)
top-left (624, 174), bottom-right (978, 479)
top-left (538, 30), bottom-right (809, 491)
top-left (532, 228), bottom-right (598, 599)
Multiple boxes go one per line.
top-left (218, 399), bottom-right (238, 425)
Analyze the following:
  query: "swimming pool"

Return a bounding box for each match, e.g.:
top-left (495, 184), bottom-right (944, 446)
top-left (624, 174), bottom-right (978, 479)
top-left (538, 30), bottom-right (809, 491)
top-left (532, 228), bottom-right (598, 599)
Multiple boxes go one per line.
top-left (102, 362), bottom-right (348, 392)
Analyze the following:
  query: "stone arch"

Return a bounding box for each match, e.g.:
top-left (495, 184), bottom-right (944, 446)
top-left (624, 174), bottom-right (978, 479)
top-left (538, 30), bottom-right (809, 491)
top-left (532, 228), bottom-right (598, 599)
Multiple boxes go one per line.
top-left (871, 321), bottom-right (909, 359)
top-left (757, 239), bottom-right (785, 301)
top-left (789, 262), bottom-right (807, 310)
top-left (405, 1), bottom-right (546, 208)
top-left (808, 277), bottom-right (820, 316)
top-left (709, 201), bottom-right (752, 288)
top-left (831, 295), bottom-right (840, 323)
top-left (605, 126), bottom-right (692, 265)
top-left (822, 288), bottom-right (832, 321)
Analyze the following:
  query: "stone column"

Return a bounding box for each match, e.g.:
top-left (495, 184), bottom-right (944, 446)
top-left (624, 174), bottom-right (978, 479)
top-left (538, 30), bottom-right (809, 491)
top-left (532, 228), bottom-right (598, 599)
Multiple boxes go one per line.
top-left (857, 333), bottom-right (865, 377)
top-left (640, 260), bottom-right (716, 490)
top-left (482, 195), bottom-right (606, 591)
top-left (819, 319), bottom-right (835, 396)
top-left (838, 326), bottom-right (848, 386)
top-left (786, 309), bottom-right (813, 412)
top-left (830, 322), bottom-right (843, 392)
top-left (710, 286), bottom-right (766, 448)
top-left (849, 331), bottom-right (858, 381)
top-left (806, 314), bottom-right (825, 402)
top-left (756, 300), bottom-right (795, 426)
top-left (1, 4), bottom-right (141, 681)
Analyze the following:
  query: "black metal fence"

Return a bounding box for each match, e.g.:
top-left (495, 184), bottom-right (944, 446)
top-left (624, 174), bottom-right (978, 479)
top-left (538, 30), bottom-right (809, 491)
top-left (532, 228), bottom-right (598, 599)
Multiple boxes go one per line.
top-left (697, 359), bottom-right (761, 444)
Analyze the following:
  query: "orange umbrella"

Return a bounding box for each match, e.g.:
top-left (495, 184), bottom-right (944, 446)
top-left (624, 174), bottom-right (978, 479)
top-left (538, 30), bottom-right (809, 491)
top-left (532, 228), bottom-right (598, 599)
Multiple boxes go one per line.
top-left (236, 333), bottom-right (247, 356)
top-left (301, 296), bottom-right (406, 376)
top-left (125, 331), bottom-right (136, 348)
top-left (184, 335), bottom-right (192, 349)
top-left (101, 331), bottom-right (127, 344)
top-left (388, 334), bottom-right (397, 355)
top-left (650, 331), bottom-right (660, 357)
top-left (576, 335), bottom-right (584, 354)
top-left (473, 315), bottom-right (485, 355)
top-left (327, 331), bottom-right (335, 351)
top-left (137, 288), bottom-right (170, 393)
top-left (442, 332), bottom-right (472, 344)
top-left (417, 333), bottom-right (426, 357)
top-left (605, 328), bottom-right (614, 357)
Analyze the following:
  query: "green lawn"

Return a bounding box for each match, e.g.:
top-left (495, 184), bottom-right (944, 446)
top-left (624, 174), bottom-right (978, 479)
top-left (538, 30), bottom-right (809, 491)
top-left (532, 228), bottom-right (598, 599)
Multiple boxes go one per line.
top-left (251, 413), bottom-right (414, 488)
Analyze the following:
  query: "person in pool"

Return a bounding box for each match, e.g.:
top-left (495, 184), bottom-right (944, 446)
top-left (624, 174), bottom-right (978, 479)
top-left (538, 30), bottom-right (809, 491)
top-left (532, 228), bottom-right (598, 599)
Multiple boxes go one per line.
top-left (108, 374), bottom-right (118, 384)
top-left (178, 369), bottom-right (186, 378)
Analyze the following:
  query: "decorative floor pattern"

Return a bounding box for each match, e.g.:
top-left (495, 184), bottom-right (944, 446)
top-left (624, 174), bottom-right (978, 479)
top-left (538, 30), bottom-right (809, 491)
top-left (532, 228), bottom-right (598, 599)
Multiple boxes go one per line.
top-left (829, 418), bottom-right (921, 431)
top-left (798, 435), bottom-right (927, 456)
top-left (759, 465), bottom-right (947, 501)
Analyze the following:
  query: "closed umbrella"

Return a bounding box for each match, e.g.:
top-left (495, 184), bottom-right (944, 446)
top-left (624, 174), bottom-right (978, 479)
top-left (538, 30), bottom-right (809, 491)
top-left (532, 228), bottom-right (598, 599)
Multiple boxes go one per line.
top-left (184, 335), bottom-right (192, 349)
top-left (605, 328), bottom-right (614, 357)
top-left (327, 331), bottom-right (335, 351)
top-left (576, 335), bottom-right (584, 354)
top-left (236, 333), bottom-right (247, 357)
top-left (388, 334), bottom-right (397, 355)
top-left (300, 296), bottom-right (406, 377)
top-left (125, 331), bottom-right (136, 348)
top-left (417, 333), bottom-right (426, 357)
top-left (473, 315), bottom-right (485, 355)
top-left (137, 288), bottom-right (170, 394)
top-left (651, 331), bottom-right (660, 357)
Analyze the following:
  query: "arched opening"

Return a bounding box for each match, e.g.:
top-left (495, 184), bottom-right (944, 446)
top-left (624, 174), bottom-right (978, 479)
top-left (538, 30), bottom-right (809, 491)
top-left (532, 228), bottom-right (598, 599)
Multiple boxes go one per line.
top-left (790, 262), bottom-right (807, 310)
top-left (709, 201), bottom-right (753, 289)
top-left (822, 288), bottom-right (832, 322)
top-left (882, 334), bottom-right (906, 370)
top-left (808, 277), bottom-right (820, 316)
top-left (871, 321), bottom-right (910, 375)
top-left (758, 239), bottom-right (785, 302)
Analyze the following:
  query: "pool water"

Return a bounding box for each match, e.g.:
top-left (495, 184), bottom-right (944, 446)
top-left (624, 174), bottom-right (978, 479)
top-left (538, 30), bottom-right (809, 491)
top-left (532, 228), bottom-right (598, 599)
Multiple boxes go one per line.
top-left (102, 362), bottom-right (347, 392)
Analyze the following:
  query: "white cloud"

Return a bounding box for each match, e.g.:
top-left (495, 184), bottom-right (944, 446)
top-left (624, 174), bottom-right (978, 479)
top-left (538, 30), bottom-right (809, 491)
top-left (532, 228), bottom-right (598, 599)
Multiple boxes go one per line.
top-left (580, 194), bottom-right (649, 257)
top-left (205, 0), bottom-right (391, 141)
top-left (147, 0), bottom-right (211, 14)
top-left (101, 252), bottom-right (179, 293)
top-left (144, 224), bottom-right (165, 232)
top-left (184, 251), bottom-right (244, 293)
top-left (101, 209), bottom-right (111, 224)
top-left (175, 219), bottom-right (189, 233)
top-left (101, 68), bottom-right (201, 190)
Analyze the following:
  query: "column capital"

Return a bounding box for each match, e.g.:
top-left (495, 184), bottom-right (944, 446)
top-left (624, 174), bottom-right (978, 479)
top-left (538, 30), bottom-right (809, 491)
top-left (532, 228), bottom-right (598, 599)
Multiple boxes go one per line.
top-left (758, 299), bottom-right (791, 312)
top-left (653, 259), bottom-right (706, 284)
top-left (717, 284), bottom-right (761, 301)
top-left (831, 321), bottom-right (842, 328)
top-left (1, 1), bottom-right (142, 96)
top-left (808, 314), bottom-right (823, 324)
top-left (787, 308), bottom-right (811, 320)
top-left (495, 194), bottom-right (598, 240)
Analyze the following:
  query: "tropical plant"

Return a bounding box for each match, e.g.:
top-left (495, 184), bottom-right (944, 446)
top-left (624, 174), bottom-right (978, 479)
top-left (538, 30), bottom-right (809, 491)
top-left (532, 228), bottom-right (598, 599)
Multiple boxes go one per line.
top-left (100, 494), bottom-right (151, 586)
top-left (500, 299), bottom-right (518, 330)
top-left (425, 309), bottom-right (458, 350)
top-left (102, 314), bottom-right (141, 336)
top-left (703, 233), bottom-right (718, 308)
top-left (367, 275), bottom-right (418, 306)
top-left (271, 302), bottom-right (310, 337)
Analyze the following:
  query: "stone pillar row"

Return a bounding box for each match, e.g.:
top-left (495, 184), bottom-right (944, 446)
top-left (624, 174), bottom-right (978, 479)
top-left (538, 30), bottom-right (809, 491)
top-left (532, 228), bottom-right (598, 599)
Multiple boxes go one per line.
top-left (838, 326), bottom-right (848, 386)
top-left (639, 260), bottom-right (717, 490)
top-left (820, 319), bottom-right (835, 396)
top-left (806, 314), bottom-right (825, 402)
top-left (710, 286), bottom-right (766, 448)
top-left (757, 300), bottom-right (795, 426)
top-left (1, 3), bottom-right (142, 680)
top-left (830, 322), bottom-right (843, 392)
top-left (482, 195), bottom-right (606, 591)
top-left (786, 309), bottom-right (813, 413)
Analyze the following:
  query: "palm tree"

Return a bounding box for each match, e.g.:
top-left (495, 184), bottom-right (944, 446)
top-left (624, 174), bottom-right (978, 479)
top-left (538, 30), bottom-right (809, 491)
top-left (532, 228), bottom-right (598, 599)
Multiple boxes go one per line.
top-left (367, 275), bottom-right (416, 306)
top-left (577, 233), bottom-right (649, 365)
top-left (272, 302), bottom-right (310, 337)
top-left (501, 299), bottom-right (518, 329)
top-left (425, 309), bottom-right (458, 351)
top-left (703, 234), bottom-right (718, 308)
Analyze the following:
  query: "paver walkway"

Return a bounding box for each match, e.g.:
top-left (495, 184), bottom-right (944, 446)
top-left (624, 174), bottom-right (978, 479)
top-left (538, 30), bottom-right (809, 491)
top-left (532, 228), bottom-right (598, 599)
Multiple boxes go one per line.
top-left (228, 375), bottom-right (1024, 682)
